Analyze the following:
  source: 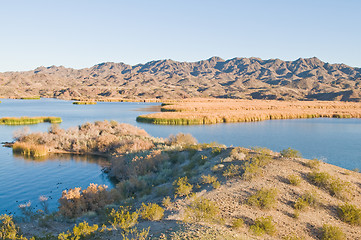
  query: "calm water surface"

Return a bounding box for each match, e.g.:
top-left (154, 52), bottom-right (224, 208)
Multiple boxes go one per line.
top-left (1, 98), bottom-right (361, 214)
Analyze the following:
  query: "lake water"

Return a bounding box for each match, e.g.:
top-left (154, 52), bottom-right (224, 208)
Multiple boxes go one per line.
top-left (1, 98), bottom-right (361, 214)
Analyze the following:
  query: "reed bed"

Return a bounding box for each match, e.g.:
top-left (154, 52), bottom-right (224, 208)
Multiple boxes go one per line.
top-left (12, 142), bottom-right (48, 157)
top-left (73, 101), bottom-right (97, 105)
top-left (137, 99), bottom-right (361, 125)
top-left (19, 96), bottom-right (41, 100)
top-left (71, 98), bottom-right (161, 103)
top-left (0, 116), bottom-right (62, 125)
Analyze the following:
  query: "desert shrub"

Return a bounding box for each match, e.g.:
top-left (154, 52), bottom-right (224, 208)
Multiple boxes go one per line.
top-left (307, 171), bottom-right (351, 199)
top-left (222, 164), bottom-right (241, 178)
top-left (121, 227), bottom-right (150, 240)
top-left (231, 218), bottom-right (244, 229)
top-left (173, 177), bottom-right (193, 197)
top-left (328, 178), bottom-right (351, 200)
top-left (250, 216), bottom-right (276, 236)
top-left (229, 147), bottom-right (247, 160)
top-left (248, 188), bottom-right (278, 209)
top-left (321, 224), bottom-right (345, 240)
top-left (168, 133), bottom-right (197, 146)
top-left (337, 203), bottom-right (361, 225)
top-left (251, 146), bottom-right (272, 154)
top-left (58, 221), bottom-right (98, 240)
top-left (58, 183), bottom-right (112, 218)
top-left (212, 181), bottom-right (221, 189)
top-left (294, 192), bottom-right (318, 211)
top-left (242, 160), bottom-right (262, 180)
top-left (241, 152), bottom-right (272, 180)
top-left (287, 174), bottom-right (302, 186)
top-left (162, 196), bottom-right (172, 209)
top-left (352, 168), bottom-right (360, 173)
top-left (211, 146), bottom-right (225, 156)
top-left (111, 150), bottom-right (169, 180)
top-left (0, 214), bottom-right (27, 240)
top-left (307, 171), bottom-right (331, 188)
top-left (280, 147), bottom-right (302, 158)
top-left (305, 158), bottom-right (321, 169)
top-left (108, 207), bottom-right (139, 231)
top-left (139, 203), bottom-right (164, 221)
top-left (200, 175), bottom-right (218, 185)
top-left (184, 197), bottom-right (220, 223)
top-left (115, 177), bottom-right (150, 200)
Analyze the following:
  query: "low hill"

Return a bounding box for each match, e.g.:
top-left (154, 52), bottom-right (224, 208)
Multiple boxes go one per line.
top-left (5, 121), bottom-right (361, 239)
top-left (1, 57), bottom-right (361, 101)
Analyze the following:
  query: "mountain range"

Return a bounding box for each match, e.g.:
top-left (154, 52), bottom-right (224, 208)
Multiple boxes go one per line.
top-left (1, 56), bottom-right (361, 101)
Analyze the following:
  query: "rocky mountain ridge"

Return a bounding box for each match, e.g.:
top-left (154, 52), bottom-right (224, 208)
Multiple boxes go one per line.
top-left (1, 57), bottom-right (361, 101)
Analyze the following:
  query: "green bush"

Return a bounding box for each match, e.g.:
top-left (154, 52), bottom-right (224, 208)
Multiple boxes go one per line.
top-left (307, 171), bottom-right (331, 187)
top-left (108, 207), bottom-right (138, 231)
top-left (250, 216), bottom-right (276, 236)
top-left (305, 158), bottom-right (321, 169)
top-left (173, 177), bottom-right (193, 197)
top-left (280, 147), bottom-right (302, 158)
top-left (185, 197), bottom-right (220, 223)
top-left (58, 221), bottom-right (98, 240)
top-left (294, 192), bottom-right (318, 211)
top-left (222, 164), bottom-right (241, 178)
top-left (0, 214), bottom-right (27, 240)
top-left (287, 174), bottom-right (302, 186)
top-left (231, 218), bottom-right (244, 229)
top-left (337, 203), bottom-right (361, 225)
top-left (241, 160), bottom-right (262, 180)
top-left (200, 175), bottom-right (218, 184)
top-left (307, 171), bottom-right (351, 199)
top-left (139, 203), bottom-right (164, 221)
top-left (321, 224), bottom-right (345, 240)
top-left (121, 227), bottom-right (150, 240)
top-left (247, 188), bottom-right (278, 209)
top-left (211, 146), bottom-right (225, 156)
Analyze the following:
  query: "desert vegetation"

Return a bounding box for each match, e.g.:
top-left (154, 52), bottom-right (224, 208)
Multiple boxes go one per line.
top-left (0, 116), bottom-right (62, 125)
top-left (6, 121), bottom-right (361, 239)
top-left (137, 99), bottom-right (361, 125)
top-left (12, 120), bottom-right (160, 157)
top-left (72, 101), bottom-right (97, 105)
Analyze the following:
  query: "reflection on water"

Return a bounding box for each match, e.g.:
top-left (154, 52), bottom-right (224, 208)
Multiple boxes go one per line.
top-left (13, 152), bottom-right (110, 166)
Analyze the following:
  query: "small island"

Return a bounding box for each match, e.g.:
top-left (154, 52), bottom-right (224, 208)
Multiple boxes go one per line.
top-left (0, 116), bottom-right (62, 125)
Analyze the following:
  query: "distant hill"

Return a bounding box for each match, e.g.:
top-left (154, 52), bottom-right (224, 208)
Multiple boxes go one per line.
top-left (1, 57), bottom-right (361, 101)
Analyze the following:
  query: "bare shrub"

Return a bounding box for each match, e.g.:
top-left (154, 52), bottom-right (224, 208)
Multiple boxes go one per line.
top-left (58, 183), bottom-right (112, 218)
top-left (168, 133), bottom-right (197, 146)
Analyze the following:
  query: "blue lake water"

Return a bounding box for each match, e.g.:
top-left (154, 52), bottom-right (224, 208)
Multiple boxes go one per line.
top-left (0, 98), bottom-right (361, 214)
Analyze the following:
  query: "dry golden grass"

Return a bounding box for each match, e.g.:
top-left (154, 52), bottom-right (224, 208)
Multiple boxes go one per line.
top-left (12, 142), bottom-right (48, 157)
top-left (71, 97), bottom-right (161, 103)
top-left (137, 99), bottom-right (361, 125)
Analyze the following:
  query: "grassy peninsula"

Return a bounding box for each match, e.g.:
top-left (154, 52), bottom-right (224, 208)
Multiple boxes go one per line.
top-left (137, 99), bottom-right (361, 125)
top-left (3, 120), bottom-right (361, 239)
top-left (0, 116), bottom-right (62, 125)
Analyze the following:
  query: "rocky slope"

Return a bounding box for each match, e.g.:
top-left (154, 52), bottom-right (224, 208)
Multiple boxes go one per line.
top-left (1, 57), bottom-right (361, 101)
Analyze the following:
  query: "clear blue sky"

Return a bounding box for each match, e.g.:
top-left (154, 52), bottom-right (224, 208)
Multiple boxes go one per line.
top-left (0, 0), bottom-right (360, 72)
